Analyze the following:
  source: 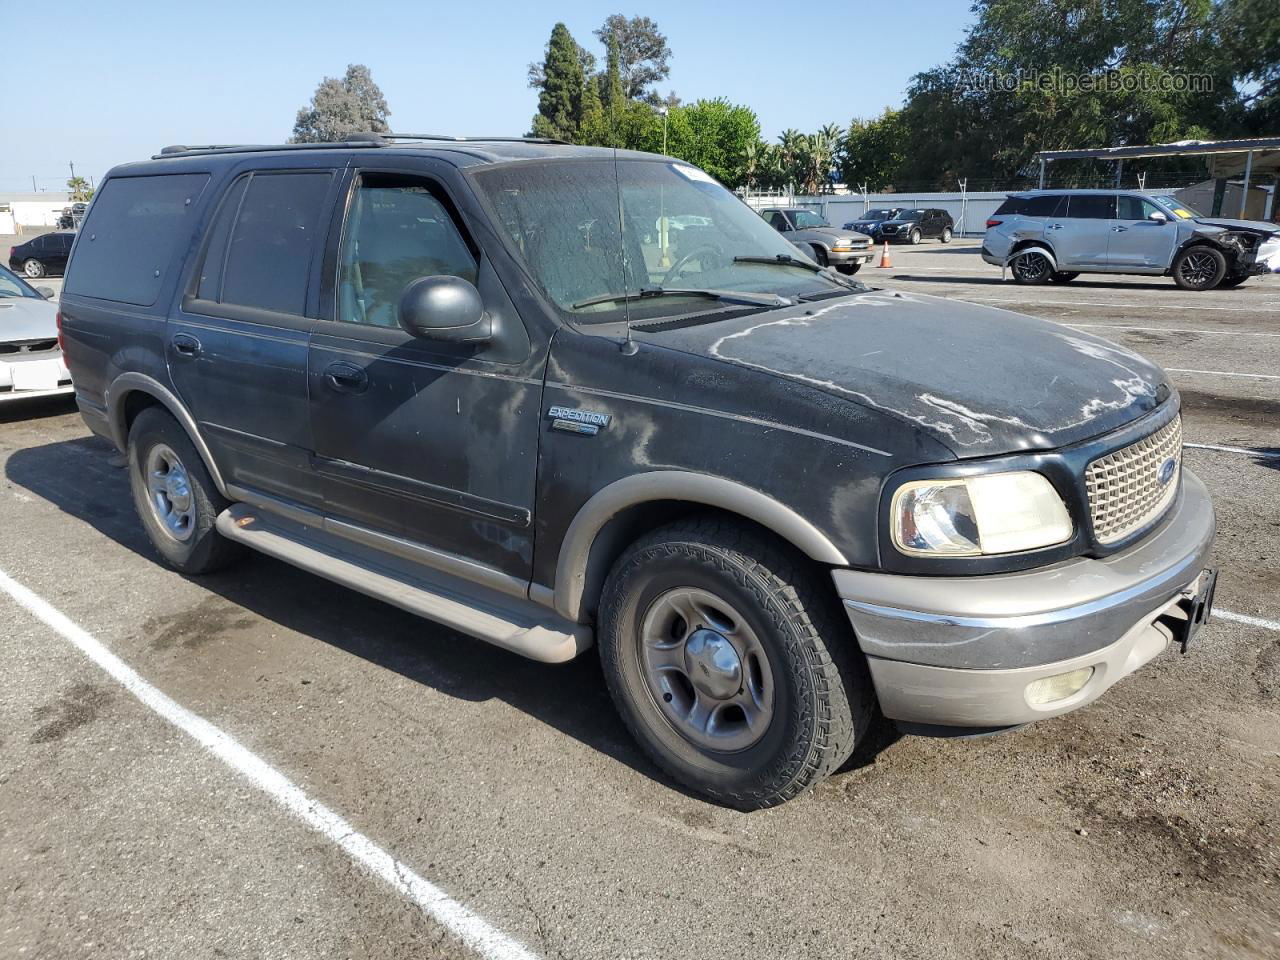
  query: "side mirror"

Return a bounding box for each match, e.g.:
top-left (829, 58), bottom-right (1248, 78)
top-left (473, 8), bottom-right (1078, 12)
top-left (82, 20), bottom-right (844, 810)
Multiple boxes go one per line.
top-left (36, 286), bottom-right (55, 299)
top-left (397, 276), bottom-right (489, 343)
top-left (1149, 211), bottom-right (1169, 223)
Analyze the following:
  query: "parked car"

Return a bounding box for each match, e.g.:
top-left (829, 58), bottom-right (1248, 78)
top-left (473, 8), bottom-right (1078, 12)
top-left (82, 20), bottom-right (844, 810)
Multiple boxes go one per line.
top-left (841, 207), bottom-right (904, 240)
top-left (982, 190), bottom-right (1280, 290)
top-left (0, 263), bottom-right (71, 402)
top-left (874, 208), bottom-right (954, 245)
top-left (8, 230), bottom-right (76, 278)
top-left (61, 138), bottom-right (1216, 809)
top-left (759, 207), bottom-right (875, 273)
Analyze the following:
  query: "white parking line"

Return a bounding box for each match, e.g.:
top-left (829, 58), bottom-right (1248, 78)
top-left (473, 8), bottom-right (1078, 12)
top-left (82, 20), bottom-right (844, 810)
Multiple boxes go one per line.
top-left (1185, 442), bottom-right (1280, 460)
top-left (1166, 367), bottom-right (1280, 381)
top-left (1063, 322), bottom-right (1280, 338)
top-left (0, 569), bottom-right (540, 960)
top-left (965, 296), bottom-right (1280, 313)
top-left (1213, 609), bottom-right (1280, 633)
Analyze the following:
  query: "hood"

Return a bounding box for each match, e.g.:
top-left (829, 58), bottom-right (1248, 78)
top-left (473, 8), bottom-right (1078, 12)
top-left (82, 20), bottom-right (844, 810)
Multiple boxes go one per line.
top-left (0, 296), bottom-right (58, 341)
top-left (1191, 217), bottom-right (1280, 236)
top-left (643, 290), bottom-right (1168, 458)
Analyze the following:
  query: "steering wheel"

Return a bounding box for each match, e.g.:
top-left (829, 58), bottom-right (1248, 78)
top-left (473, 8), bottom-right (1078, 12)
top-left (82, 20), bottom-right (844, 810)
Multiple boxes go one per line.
top-left (661, 245), bottom-right (723, 286)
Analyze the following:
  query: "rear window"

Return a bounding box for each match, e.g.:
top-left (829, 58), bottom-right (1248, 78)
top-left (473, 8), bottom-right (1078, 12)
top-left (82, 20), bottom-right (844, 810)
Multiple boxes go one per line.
top-left (194, 171), bottom-right (332, 316)
top-left (64, 174), bottom-right (210, 306)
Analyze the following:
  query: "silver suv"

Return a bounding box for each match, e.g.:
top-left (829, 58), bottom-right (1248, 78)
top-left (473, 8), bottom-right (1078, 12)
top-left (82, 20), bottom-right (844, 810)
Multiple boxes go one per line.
top-left (982, 190), bottom-right (1280, 290)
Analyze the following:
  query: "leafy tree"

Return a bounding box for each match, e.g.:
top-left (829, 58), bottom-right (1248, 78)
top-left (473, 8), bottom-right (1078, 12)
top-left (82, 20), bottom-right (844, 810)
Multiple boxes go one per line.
top-left (531, 23), bottom-right (586, 141)
top-left (1216, 0), bottom-right (1280, 132)
top-left (66, 176), bottom-right (93, 202)
top-left (662, 99), bottom-right (762, 188)
top-left (577, 67), bottom-right (607, 144)
top-left (838, 110), bottom-right (907, 190)
top-left (600, 32), bottom-right (628, 141)
top-left (291, 64), bottom-right (390, 143)
top-left (594, 14), bottom-right (672, 102)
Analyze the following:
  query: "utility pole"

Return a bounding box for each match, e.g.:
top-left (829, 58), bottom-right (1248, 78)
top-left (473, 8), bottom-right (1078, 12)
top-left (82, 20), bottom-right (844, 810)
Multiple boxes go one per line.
top-left (69, 161), bottom-right (76, 182)
top-left (32, 175), bottom-right (37, 192)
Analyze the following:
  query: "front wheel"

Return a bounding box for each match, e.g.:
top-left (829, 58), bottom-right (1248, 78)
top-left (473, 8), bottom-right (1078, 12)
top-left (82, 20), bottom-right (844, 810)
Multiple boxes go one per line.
top-left (836, 261), bottom-right (862, 275)
top-left (940, 227), bottom-right (953, 244)
top-left (810, 244), bottom-right (828, 268)
top-left (1173, 245), bottom-right (1227, 291)
top-left (128, 407), bottom-right (244, 574)
top-left (908, 229), bottom-right (921, 245)
top-left (1010, 250), bottom-right (1053, 284)
top-left (23, 258), bottom-right (45, 278)
top-left (599, 519), bottom-right (873, 810)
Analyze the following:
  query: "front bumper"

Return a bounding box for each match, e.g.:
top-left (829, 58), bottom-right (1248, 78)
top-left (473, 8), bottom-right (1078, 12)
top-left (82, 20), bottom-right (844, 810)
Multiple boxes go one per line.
top-left (827, 246), bottom-right (875, 265)
top-left (0, 353), bottom-right (73, 402)
top-left (834, 469), bottom-right (1216, 727)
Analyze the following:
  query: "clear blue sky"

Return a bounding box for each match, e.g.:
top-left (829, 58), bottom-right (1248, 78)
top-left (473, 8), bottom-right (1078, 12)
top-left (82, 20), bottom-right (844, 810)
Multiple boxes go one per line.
top-left (3, 0), bottom-right (975, 193)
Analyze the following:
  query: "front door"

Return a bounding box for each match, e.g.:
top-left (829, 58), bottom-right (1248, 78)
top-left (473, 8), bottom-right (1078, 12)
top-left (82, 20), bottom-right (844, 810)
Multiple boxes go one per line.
top-left (1106, 195), bottom-right (1178, 271)
top-left (1048, 194), bottom-right (1114, 268)
top-left (169, 165), bottom-right (341, 507)
top-left (307, 168), bottom-right (542, 580)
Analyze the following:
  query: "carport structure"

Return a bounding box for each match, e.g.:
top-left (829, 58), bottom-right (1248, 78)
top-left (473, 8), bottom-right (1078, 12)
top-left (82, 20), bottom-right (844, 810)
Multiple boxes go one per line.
top-left (1034, 137), bottom-right (1280, 219)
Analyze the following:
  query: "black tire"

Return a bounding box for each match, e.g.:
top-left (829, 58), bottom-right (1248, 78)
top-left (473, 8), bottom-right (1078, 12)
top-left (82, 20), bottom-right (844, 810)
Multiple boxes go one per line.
top-left (1216, 273), bottom-right (1248, 289)
top-left (810, 244), bottom-right (828, 268)
top-left (1049, 271), bottom-right (1080, 283)
top-left (23, 258), bottom-right (46, 279)
top-left (836, 261), bottom-right (862, 275)
top-left (127, 407), bottom-right (244, 574)
top-left (1172, 245), bottom-right (1227, 291)
top-left (1010, 249), bottom-right (1053, 284)
top-left (940, 226), bottom-right (953, 244)
top-left (598, 518), bottom-right (874, 810)
top-left (908, 229), bottom-right (921, 245)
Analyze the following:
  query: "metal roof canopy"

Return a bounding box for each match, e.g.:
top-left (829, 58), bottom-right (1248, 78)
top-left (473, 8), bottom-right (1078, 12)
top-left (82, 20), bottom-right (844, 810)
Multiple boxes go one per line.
top-left (1033, 137), bottom-right (1280, 216)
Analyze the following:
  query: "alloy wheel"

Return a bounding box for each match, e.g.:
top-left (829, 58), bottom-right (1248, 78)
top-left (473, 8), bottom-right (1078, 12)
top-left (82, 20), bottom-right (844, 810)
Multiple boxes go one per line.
top-left (1011, 251), bottom-right (1049, 282)
top-left (144, 443), bottom-right (196, 542)
top-left (1178, 252), bottom-right (1218, 288)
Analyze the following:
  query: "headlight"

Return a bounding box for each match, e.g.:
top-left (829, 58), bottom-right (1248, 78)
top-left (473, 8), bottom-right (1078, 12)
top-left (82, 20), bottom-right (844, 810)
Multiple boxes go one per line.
top-left (891, 471), bottom-right (1073, 557)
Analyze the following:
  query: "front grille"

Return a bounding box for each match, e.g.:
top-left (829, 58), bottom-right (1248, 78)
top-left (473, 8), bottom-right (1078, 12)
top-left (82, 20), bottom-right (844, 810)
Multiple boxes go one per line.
top-left (1085, 415), bottom-right (1183, 544)
top-left (0, 338), bottom-right (58, 355)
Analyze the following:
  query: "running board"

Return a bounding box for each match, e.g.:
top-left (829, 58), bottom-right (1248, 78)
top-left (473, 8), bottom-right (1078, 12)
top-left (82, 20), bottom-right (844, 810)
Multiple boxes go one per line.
top-left (214, 504), bottom-right (591, 663)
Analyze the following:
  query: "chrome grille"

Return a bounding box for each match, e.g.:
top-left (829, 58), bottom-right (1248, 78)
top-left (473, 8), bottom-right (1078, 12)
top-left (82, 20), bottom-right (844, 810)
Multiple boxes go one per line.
top-left (1085, 415), bottom-right (1183, 544)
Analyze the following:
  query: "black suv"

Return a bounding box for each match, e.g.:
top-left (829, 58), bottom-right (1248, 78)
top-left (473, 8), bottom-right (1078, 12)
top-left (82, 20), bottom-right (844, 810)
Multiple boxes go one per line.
top-left (8, 230), bottom-right (75, 278)
top-left (874, 208), bottom-right (954, 244)
top-left (60, 136), bottom-right (1215, 809)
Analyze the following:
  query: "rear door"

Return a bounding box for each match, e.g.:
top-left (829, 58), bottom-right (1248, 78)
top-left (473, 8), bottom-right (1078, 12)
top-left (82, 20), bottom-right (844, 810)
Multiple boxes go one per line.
top-left (1107, 195), bottom-right (1178, 271)
top-left (1049, 194), bottom-right (1114, 267)
top-left (306, 162), bottom-right (541, 580)
top-left (168, 160), bottom-right (344, 507)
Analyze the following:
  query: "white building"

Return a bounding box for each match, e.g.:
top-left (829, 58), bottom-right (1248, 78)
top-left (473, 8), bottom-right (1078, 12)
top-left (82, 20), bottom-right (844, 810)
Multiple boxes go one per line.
top-left (0, 192), bottom-right (73, 234)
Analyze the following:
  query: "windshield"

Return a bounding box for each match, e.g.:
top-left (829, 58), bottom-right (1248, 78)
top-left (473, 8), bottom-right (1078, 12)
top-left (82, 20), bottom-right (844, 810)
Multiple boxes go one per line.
top-left (1153, 196), bottom-right (1203, 219)
top-left (788, 209), bottom-right (829, 229)
top-left (859, 209), bottom-right (898, 221)
top-left (0, 265), bottom-right (41, 300)
top-left (898, 209), bottom-right (925, 220)
top-left (472, 159), bottom-right (848, 323)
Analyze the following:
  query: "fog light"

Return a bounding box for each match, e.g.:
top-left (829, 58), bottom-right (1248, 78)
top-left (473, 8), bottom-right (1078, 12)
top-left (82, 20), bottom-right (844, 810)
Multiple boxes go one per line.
top-left (1025, 667), bottom-right (1094, 705)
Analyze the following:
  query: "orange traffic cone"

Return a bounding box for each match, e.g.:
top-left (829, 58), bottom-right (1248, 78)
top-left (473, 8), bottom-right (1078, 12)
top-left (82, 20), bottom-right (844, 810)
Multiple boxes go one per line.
top-left (877, 240), bottom-right (893, 268)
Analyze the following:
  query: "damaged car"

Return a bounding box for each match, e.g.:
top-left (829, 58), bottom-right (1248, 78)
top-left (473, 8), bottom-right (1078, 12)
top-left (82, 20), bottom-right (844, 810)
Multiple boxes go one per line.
top-left (982, 189), bottom-right (1280, 289)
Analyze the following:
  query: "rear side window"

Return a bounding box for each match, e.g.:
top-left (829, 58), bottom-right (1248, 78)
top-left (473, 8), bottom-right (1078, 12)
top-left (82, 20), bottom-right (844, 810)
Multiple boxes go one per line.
top-left (994, 198), bottom-right (1027, 216)
top-left (1024, 195), bottom-right (1063, 216)
top-left (64, 174), bottom-right (209, 306)
top-left (195, 171), bottom-right (332, 316)
top-left (1065, 195), bottom-right (1115, 219)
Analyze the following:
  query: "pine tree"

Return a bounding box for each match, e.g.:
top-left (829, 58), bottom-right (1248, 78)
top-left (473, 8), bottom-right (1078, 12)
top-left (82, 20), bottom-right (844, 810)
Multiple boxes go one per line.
top-left (530, 23), bottom-right (584, 141)
top-left (577, 69), bottom-right (606, 145)
top-left (600, 33), bottom-right (626, 145)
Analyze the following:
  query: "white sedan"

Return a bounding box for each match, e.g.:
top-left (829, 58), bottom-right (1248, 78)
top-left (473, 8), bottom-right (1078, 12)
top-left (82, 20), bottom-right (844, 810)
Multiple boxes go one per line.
top-left (0, 265), bottom-right (72, 403)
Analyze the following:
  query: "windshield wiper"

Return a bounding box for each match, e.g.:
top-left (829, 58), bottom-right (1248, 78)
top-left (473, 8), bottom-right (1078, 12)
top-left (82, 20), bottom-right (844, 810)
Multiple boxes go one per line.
top-left (733, 254), bottom-right (867, 290)
top-left (572, 286), bottom-right (789, 310)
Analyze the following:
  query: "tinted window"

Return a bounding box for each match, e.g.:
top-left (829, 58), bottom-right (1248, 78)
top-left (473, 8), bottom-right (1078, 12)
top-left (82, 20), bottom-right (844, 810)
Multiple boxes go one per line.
top-left (1116, 196), bottom-right (1162, 220)
top-left (337, 177), bottom-right (477, 327)
top-left (764, 211), bottom-right (789, 230)
top-left (1025, 195), bottom-right (1064, 216)
top-left (994, 197), bottom-right (1027, 216)
top-left (64, 173), bottom-right (210, 306)
top-left (218, 172), bottom-right (331, 315)
top-left (1065, 195), bottom-right (1115, 219)
top-left (196, 177), bottom-right (248, 301)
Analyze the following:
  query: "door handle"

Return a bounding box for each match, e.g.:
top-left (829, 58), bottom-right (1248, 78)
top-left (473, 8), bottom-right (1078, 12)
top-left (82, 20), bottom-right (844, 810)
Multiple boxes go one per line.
top-left (171, 333), bottom-right (201, 357)
top-left (323, 361), bottom-right (369, 394)
top-left (1047, 223), bottom-right (1063, 230)
top-left (1112, 225), bottom-right (1128, 232)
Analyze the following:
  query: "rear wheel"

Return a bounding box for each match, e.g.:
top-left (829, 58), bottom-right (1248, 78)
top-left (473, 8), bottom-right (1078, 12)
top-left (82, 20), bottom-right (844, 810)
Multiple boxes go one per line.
top-left (128, 407), bottom-right (244, 574)
top-left (599, 519), bottom-right (874, 810)
top-left (1172, 245), bottom-right (1227, 291)
top-left (940, 227), bottom-right (953, 244)
top-left (1049, 271), bottom-right (1080, 283)
top-left (1010, 250), bottom-right (1053, 284)
top-left (22, 258), bottom-right (45, 278)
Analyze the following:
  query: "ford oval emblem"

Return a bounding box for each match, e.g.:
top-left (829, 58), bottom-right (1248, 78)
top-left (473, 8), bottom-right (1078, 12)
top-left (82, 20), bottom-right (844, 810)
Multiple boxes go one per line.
top-left (1157, 457), bottom-right (1177, 486)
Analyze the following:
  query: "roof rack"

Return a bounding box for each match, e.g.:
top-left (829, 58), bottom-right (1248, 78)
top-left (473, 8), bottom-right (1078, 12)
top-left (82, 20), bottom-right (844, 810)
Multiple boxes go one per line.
top-left (154, 132), bottom-right (569, 159)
